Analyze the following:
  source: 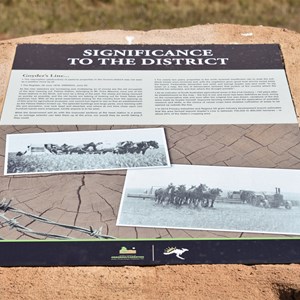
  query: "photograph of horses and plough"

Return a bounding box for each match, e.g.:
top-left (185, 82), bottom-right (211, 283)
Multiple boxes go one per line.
top-left (118, 165), bottom-right (300, 235)
top-left (4, 128), bottom-right (169, 175)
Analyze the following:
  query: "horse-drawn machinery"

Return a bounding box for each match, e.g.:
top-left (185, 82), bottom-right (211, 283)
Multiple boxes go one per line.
top-left (228, 187), bottom-right (292, 209)
top-left (128, 184), bottom-right (222, 209)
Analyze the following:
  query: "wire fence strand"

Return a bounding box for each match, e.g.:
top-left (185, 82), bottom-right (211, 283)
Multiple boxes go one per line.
top-left (0, 199), bottom-right (116, 240)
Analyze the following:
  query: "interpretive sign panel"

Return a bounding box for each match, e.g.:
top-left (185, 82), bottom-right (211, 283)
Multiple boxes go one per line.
top-left (0, 44), bottom-right (300, 266)
top-left (0, 44), bottom-right (297, 125)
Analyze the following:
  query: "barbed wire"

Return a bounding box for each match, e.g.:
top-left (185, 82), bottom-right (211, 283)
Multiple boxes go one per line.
top-left (0, 199), bottom-right (116, 240)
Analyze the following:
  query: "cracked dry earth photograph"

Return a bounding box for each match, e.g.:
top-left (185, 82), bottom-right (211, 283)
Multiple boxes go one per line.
top-left (1, 124), bottom-right (300, 241)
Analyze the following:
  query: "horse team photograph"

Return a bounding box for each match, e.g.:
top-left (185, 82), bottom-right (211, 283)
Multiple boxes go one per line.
top-left (4, 128), bottom-right (170, 175)
top-left (117, 165), bottom-right (300, 235)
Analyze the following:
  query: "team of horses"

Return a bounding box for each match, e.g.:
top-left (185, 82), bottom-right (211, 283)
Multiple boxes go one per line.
top-left (154, 183), bottom-right (222, 209)
top-left (16, 140), bottom-right (159, 156)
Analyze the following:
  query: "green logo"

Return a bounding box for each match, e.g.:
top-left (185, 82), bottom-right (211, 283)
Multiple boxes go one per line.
top-left (111, 246), bottom-right (144, 261)
top-left (119, 246), bottom-right (137, 255)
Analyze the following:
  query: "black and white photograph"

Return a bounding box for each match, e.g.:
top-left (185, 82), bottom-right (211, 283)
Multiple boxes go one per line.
top-left (4, 128), bottom-right (170, 175)
top-left (117, 164), bottom-right (300, 235)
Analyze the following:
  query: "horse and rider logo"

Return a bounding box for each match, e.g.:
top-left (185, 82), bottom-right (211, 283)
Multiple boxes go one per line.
top-left (163, 247), bottom-right (189, 260)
